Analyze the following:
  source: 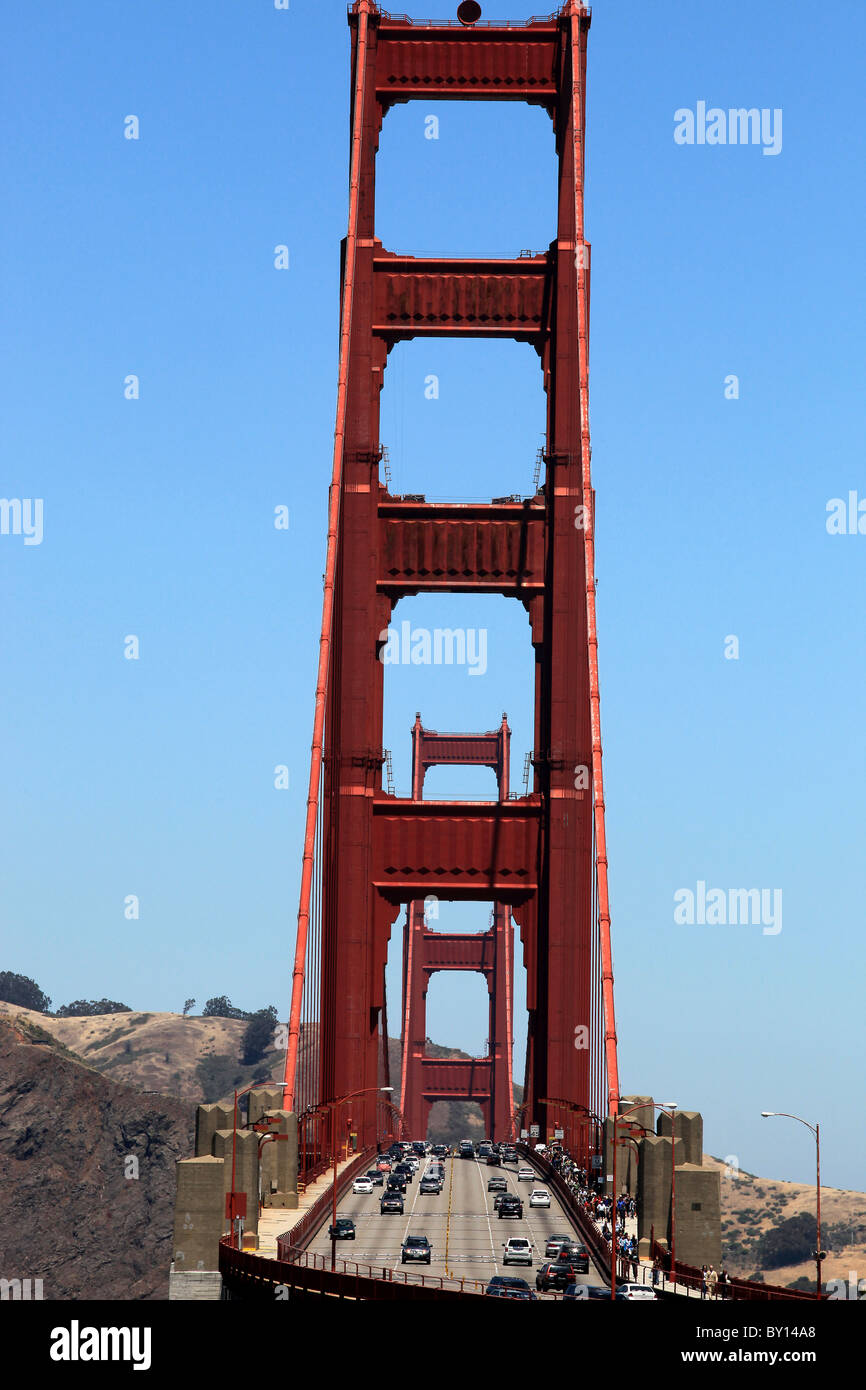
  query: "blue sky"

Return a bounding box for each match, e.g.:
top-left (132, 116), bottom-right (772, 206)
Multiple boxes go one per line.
top-left (1, 1), bottom-right (864, 1191)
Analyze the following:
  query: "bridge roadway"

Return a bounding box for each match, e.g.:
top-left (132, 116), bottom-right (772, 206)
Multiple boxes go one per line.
top-left (303, 1152), bottom-right (608, 1298)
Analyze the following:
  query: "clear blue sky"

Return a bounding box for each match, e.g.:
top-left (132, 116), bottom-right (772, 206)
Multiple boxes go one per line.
top-left (2, 1), bottom-right (863, 1191)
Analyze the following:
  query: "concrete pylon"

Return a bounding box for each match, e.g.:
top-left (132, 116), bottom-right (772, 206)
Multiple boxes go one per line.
top-left (657, 1109), bottom-right (702, 1166)
top-left (248, 1087), bottom-right (285, 1124)
top-left (260, 1110), bottom-right (299, 1209)
top-left (636, 1132), bottom-right (684, 1248)
top-left (195, 1102), bottom-right (235, 1157)
top-left (212, 1128), bottom-right (259, 1235)
top-left (171, 1156), bottom-right (225, 1272)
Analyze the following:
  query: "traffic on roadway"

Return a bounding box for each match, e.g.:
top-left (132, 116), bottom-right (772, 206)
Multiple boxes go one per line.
top-left (304, 1140), bottom-right (611, 1299)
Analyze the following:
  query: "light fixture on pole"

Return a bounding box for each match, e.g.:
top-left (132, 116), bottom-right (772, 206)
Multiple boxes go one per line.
top-left (761, 1111), bottom-right (823, 1299)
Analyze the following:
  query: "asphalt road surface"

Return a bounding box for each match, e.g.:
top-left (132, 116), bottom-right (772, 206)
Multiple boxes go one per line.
top-left (304, 1153), bottom-right (608, 1297)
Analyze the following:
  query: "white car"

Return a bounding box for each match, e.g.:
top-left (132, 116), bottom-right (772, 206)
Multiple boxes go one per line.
top-left (502, 1237), bottom-right (533, 1267)
top-left (352, 1177), bottom-right (374, 1195)
top-left (615, 1284), bottom-right (658, 1301)
top-left (517, 1166), bottom-right (535, 1182)
top-left (528, 1189), bottom-right (551, 1208)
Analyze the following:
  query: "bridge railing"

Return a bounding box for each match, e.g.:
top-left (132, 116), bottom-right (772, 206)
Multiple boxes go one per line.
top-left (520, 1143), bottom-right (814, 1301)
top-left (220, 1243), bottom-right (474, 1301)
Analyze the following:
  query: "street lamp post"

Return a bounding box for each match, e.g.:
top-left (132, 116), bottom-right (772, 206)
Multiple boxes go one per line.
top-left (322, 1085), bottom-right (393, 1272)
top-left (761, 1111), bottom-right (823, 1299)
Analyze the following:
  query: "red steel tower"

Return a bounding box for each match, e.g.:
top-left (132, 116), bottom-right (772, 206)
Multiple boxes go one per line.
top-left (286, 1), bottom-right (618, 1160)
top-left (399, 715), bottom-right (515, 1140)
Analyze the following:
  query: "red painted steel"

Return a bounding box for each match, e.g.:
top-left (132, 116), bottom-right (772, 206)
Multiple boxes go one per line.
top-left (379, 499), bottom-right (546, 597)
top-left (400, 717), bottom-right (515, 1139)
top-left (283, 0), bottom-right (375, 1113)
top-left (286, 2), bottom-right (619, 1153)
top-left (373, 252), bottom-right (548, 341)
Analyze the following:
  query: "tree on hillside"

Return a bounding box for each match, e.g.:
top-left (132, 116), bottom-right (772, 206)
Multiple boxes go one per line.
top-left (241, 1006), bottom-right (278, 1065)
top-left (0, 971), bottom-right (51, 1012)
top-left (182, 998), bottom-right (196, 1016)
top-left (54, 999), bottom-right (131, 1018)
top-left (754, 1214), bottom-right (826, 1271)
top-left (202, 996), bottom-right (250, 1021)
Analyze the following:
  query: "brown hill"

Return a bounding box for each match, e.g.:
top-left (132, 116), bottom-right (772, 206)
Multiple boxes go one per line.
top-left (708, 1155), bottom-right (866, 1290)
top-left (0, 1001), bottom-right (290, 1103)
top-left (0, 1014), bottom-right (194, 1300)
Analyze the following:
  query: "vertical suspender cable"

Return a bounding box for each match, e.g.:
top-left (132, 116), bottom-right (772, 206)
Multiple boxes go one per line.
top-left (569, 1), bottom-right (620, 1112)
top-left (284, 0), bottom-right (374, 1110)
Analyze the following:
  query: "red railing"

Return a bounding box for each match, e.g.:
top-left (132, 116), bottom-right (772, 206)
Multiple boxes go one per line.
top-left (220, 1243), bottom-right (479, 1301)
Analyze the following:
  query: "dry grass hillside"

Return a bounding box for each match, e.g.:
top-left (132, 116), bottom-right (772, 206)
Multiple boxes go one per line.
top-left (0, 1002), bottom-right (288, 1103)
top-left (705, 1155), bottom-right (866, 1289)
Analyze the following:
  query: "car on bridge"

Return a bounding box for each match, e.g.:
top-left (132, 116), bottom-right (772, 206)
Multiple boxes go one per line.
top-left (380, 1192), bottom-right (404, 1214)
top-left (394, 1162), bottom-right (413, 1181)
top-left (387, 1174), bottom-right (407, 1194)
top-left (484, 1276), bottom-right (538, 1300)
top-left (328, 1218), bottom-right (356, 1241)
top-left (486, 1151), bottom-right (500, 1166)
top-left (563, 1283), bottom-right (611, 1301)
top-left (376, 1158), bottom-right (392, 1173)
top-left (517, 1166), bottom-right (535, 1182)
top-left (365, 1168), bottom-right (384, 1186)
top-left (459, 1140), bottom-right (475, 1158)
top-left (502, 1237), bottom-right (533, 1266)
top-left (401, 1235), bottom-right (432, 1265)
top-left (615, 1284), bottom-right (658, 1301)
top-left (528, 1189), bottom-right (551, 1208)
top-left (420, 1175), bottom-right (442, 1194)
top-left (535, 1260), bottom-right (584, 1293)
top-left (544, 1233), bottom-right (573, 1258)
top-left (352, 1177), bottom-right (374, 1195)
top-left (487, 1176), bottom-right (508, 1192)
top-left (432, 1144), bottom-right (449, 1157)
top-left (497, 1194), bottom-right (524, 1219)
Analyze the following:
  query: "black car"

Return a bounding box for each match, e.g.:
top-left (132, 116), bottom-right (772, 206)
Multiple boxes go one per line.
top-left (563, 1283), bottom-right (610, 1300)
top-left (365, 1168), bottom-right (384, 1186)
top-left (432, 1144), bottom-right (448, 1157)
top-left (387, 1174), bottom-right (407, 1193)
top-left (380, 1192), bottom-right (404, 1214)
top-left (535, 1261), bottom-right (582, 1292)
top-left (487, 1176), bottom-right (508, 1192)
top-left (564, 1244), bottom-right (589, 1274)
top-left (497, 1194), bottom-right (524, 1219)
top-left (328, 1217), bottom-right (356, 1240)
top-left (401, 1235), bottom-right (432, 1265)
top-left (393, 1162), bottom-right (413, 1181)
top-left (486, 1152), bottom-right (500, 1166)
top-left (484, 1276), bottom-right (538, 1300)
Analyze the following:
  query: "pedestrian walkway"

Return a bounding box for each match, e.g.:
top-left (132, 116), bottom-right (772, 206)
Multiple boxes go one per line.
top-left (257, 1155), bottom-right (359, 1257)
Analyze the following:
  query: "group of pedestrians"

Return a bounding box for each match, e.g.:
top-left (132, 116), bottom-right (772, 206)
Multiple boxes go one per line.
top-left (546, 1142), bottom-right (642, 1281)
top-left (700, 1264), bottom-right (732, 1299)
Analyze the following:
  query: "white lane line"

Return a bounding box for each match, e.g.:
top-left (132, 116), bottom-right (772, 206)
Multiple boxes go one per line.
top-left (473, 1158), bottom-right (500, 1277)
top-left (392, 1159), bottom-right (431, 1272)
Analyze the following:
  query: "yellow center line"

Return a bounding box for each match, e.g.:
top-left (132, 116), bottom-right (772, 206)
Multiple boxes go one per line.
top-left (444, 1154), bottom-right (456, 1280)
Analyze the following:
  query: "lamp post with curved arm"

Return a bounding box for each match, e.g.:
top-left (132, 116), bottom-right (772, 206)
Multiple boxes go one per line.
top-left (318, 1086), bottom-right (394, 1271)
top-left (761, 1111), bottom-right (823, 1299)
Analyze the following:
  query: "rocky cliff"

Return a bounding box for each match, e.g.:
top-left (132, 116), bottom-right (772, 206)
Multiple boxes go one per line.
top-left (0, 1015), bottom-right (194, 1300)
